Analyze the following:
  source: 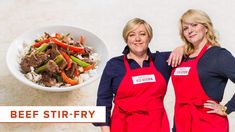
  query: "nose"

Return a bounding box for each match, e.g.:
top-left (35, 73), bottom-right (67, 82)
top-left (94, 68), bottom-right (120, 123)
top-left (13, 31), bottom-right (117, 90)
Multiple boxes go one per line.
top-left (188, 27), bottom-right (194, 35)
top-left (134, 35), bottom-right (141, 41)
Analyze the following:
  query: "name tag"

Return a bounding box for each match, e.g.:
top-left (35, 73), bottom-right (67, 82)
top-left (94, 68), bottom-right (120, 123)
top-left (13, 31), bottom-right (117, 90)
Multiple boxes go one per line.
top-left (174, 67), bottom-right (191, 76)
top-left (132, 74), bottom-right (156, 84)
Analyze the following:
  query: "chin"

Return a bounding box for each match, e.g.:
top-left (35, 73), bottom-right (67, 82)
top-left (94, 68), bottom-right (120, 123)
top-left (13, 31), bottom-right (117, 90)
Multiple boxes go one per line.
top-left (133, 49), bottom-right (147, 55)
top-left (188, 39), bottom-right (198, 44)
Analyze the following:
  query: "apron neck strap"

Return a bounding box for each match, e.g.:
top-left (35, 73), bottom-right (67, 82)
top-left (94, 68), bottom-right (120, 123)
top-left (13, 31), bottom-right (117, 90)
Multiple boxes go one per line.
top-left (123, 55), bottom-right (131, 71)
top-left (196, 43), bottom-right (209, 61)
top-left (149, 56), bottom-right (154, 67)
top-left (123, 55), bottom-right (153, 71)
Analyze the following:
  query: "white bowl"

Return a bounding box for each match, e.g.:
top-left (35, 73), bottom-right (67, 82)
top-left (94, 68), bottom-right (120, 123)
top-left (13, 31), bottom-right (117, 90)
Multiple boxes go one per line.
top-left (6, 25), bottom-right (109, 92)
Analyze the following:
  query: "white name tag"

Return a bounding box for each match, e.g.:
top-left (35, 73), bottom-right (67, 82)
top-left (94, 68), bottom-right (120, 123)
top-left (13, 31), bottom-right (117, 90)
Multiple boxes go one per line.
top-left (132, 74), bottom-right (156, 84)
top-left (174, 67), bottom-right (191, 76)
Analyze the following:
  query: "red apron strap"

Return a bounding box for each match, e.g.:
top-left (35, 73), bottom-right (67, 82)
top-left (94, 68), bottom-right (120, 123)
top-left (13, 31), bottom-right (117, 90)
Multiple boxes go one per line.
top-left (123, 55), bottom-right (130, 71)
top-left (149, 56), bottom-right (154, 68)
top-left (196, 43), bottom-right (209, 61)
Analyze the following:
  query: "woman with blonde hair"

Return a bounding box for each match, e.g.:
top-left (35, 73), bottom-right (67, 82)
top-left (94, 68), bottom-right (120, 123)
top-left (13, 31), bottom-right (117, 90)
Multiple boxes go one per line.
top-left (171, 9), bottom-right (235, 132)
top-left (94, 18), bottom-right (183, 132)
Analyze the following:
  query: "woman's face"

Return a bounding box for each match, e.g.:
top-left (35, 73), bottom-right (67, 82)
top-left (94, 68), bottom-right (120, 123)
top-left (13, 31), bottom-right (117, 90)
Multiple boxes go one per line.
top-left (127, 24), bottom-right (150, 55)
top-left (182, 22), bottom-right (208, 45)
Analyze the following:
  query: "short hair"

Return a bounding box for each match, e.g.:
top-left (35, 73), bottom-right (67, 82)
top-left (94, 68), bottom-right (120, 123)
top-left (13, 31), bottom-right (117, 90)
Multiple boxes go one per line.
top-left (122, 18), bottom-right (153, 43)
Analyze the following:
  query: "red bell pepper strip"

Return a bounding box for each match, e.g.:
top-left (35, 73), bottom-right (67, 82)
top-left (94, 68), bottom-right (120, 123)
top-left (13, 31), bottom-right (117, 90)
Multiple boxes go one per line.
top-left (68, 45), bottom-right (85, 54)
top-left (83, 63), bottom-right (96, 71)
top-left (60, 50), bottom-right (72, 70)
top-left (79, 35), bottom-right (85, 45)
top-left (74, 69), bottom-right (79, 77)
top-left (55, 33), bottom-right (60, 38)
top-left (61, 71), bottom-right (78, 85)
top-left (33, 38), bottom-right (50, 47)
top-left (51, 38), bottom-right (85, 54)
top-left (51, 38), bottom-right (67, 48)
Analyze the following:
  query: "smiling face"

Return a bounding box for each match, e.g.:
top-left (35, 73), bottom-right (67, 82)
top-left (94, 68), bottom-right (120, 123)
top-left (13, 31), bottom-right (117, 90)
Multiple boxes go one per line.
top-left (127, 24), bottom-right (150, 55)
top-left (182, 22), bottom-right (208, 46)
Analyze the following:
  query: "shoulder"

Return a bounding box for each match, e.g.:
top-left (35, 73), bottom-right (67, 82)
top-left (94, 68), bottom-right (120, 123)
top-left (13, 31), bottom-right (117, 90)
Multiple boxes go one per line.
top-left (200, 46), bottom-right (235, 70)
top-left (154, 51), bottom-right (171, 61)
top-left (205, 46), bottom-right (234, 59)
top-left (107, 55), bottom-right (124, 64)
top-left (206, 46), bottom-right (230, 53)
top-left (104, 55), bottom-right (125, 74)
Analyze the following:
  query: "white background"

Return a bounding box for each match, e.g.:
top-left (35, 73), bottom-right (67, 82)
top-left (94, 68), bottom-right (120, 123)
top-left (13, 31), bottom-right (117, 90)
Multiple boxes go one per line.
top-left (0, 0), bottom-right (235, 131)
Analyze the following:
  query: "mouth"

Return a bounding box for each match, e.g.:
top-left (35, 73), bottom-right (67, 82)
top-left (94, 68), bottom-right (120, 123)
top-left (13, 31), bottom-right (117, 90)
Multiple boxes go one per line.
top-left (189, 34), bottom-right (197, 38)
top-left (133, 42), bottom-right (143, 45)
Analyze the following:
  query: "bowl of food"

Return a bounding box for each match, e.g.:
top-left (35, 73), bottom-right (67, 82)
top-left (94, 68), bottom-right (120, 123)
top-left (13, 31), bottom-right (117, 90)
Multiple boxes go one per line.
top-left (6, 25), bottom-right (109, 92)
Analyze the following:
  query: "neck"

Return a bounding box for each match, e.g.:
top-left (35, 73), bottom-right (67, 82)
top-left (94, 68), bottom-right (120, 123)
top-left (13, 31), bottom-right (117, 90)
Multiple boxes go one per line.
top-left (194, 37), bottom-right (208, 50)
top-left (127, 51), bottom-right (148, 67)
top-left (190, 38), bottom-right (208, 57)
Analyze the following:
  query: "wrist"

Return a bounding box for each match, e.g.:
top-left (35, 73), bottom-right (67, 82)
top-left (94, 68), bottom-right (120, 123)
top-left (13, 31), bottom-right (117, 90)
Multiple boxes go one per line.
top-left (221, 105), bottom-right (228, 116)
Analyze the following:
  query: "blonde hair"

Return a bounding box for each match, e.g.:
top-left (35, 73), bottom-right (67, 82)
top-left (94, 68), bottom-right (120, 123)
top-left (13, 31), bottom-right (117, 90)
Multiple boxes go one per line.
top-left (179, 9), bottom-right (220, 55)
top-left (122, 18), bottom-right (153, 43)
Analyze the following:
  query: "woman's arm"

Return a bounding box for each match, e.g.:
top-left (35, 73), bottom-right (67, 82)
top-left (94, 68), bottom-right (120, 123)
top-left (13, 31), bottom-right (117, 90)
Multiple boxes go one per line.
top-left (101, 126), bottom-right (110, 132)
top-left (217, 48), bottom-right (235, 115)
top-left (167, 45), bottom-right (184, 67)
top-left (204, 48), bottom-right (235, 116)
top-left (93, 60), bottom-right (114, 127)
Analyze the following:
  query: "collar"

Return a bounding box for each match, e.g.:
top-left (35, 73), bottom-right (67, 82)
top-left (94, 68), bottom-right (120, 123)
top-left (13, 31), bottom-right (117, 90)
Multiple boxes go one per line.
top-left (122, 45), bottom-right (152, 62)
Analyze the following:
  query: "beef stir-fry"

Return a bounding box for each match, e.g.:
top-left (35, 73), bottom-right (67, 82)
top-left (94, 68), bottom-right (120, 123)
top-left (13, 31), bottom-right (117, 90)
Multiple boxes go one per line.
top-left (20, 32), bottom-right (98, 87)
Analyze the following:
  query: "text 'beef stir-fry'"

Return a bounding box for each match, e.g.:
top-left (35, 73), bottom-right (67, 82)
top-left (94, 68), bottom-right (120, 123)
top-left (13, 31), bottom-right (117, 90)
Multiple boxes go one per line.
top-left (20, 32), bottom-right (99, 87)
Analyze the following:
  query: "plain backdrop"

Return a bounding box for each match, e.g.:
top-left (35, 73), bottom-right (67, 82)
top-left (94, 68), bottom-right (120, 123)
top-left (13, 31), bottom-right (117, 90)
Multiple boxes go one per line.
top-left (0, 0), bottom-right (234, 131)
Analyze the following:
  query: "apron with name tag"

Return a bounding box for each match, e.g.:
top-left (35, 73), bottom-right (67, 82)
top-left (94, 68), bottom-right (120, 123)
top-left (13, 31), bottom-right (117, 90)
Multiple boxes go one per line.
top-left (171, 44), bottom-right (228, 132)
top-left (110, 55), bottom-right (170, 132)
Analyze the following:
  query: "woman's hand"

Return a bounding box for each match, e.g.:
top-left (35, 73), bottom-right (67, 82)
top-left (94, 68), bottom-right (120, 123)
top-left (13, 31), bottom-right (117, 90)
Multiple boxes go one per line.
top-left (101, 126), bottom-right (110, 132)
top-left (204, 100), bottom-right (227, 116)
top-left (167, 46), bottom-right (184, 67)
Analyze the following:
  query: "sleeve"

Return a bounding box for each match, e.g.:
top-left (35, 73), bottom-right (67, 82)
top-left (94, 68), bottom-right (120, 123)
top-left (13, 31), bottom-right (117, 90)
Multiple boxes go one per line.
top-left (160, 51), bottom-right (171, 60)
top-left (155, 51), bottom-right (172, 82)
top-left (93, 60), bottom-right (114, 126)
top-left (217, 48), bottom-right (235, 114)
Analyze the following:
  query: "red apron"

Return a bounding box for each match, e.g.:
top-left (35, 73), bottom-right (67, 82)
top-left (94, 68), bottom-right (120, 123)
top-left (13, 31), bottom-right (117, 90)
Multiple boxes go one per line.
top-left (110, 56), bottom-right (170, 132)
top-left (171, 44), bottom-right (229, 132)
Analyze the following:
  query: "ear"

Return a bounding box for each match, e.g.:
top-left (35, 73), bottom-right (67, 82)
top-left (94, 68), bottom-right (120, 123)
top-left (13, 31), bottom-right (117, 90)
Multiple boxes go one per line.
top-left (205, 26), bottom-right (208, 33)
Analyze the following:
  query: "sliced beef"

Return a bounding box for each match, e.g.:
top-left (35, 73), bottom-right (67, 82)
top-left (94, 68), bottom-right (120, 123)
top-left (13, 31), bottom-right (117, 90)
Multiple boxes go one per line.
top-left (20, 52), bottom-right (48, 73)
top-left (45, 60), bottom-right (60, 73)
top-left (57, 57), bottom-right (68, 70)
top-left (81, 47), bottom-right (92, 58)
top-left (40, 73), bottom-right (57, 87)
top-left (66, 62), bottom-right (78, 78)
top-left (46, 43), bottom-right (60, 60)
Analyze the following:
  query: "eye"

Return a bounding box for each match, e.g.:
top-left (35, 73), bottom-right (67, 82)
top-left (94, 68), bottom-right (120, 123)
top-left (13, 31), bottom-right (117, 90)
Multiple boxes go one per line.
top-left (129, 33), bottom-right (135, 37)
top-left (183, 27), bottom-right (188, 31)
top-left (192, 23), bottom-right (198, 27)
top-left (140, 32), bottom-right (147, 36)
